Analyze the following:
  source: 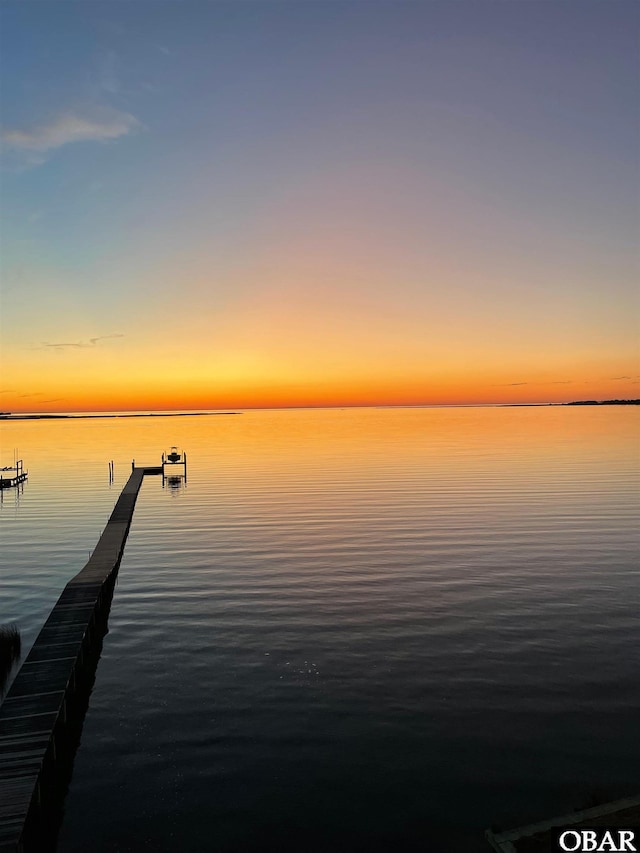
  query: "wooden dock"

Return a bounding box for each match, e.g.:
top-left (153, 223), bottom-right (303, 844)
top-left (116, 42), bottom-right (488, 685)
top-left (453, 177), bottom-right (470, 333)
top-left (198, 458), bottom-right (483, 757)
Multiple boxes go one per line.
top-left (0, 466), bottom-right (161, 853)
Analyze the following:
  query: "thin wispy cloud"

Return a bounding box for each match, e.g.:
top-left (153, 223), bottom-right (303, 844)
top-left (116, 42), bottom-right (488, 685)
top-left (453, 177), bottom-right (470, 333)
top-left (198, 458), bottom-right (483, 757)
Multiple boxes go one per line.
top-left (491, 380), bottom-right (573, 387)
top-left (1, 111), bottom-right (140, 153)
top-left (40, 334), bottom-right (124, 351)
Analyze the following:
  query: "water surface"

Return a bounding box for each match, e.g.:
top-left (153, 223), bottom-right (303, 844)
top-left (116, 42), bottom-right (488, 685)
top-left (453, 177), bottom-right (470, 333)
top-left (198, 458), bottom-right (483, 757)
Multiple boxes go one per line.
top-left (1, 407), bottom-right (638, 850)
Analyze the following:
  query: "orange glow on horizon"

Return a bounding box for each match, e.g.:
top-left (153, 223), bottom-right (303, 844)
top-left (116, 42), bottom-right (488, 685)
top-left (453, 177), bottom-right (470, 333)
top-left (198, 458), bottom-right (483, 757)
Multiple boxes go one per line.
top-left (3, 292), bottom-right (637, 414)
top-left (2, 370), bottom-right (637, 414)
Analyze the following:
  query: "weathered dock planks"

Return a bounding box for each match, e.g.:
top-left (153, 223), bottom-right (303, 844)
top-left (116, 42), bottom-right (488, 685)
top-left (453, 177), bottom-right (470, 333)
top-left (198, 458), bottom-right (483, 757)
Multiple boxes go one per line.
top-left (0, 467), bottom-right (160, 853)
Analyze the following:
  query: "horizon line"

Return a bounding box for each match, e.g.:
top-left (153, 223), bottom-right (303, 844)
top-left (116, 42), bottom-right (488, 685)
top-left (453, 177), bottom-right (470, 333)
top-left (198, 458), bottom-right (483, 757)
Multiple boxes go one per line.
top-left (2, 399), bottom-right (639, 420)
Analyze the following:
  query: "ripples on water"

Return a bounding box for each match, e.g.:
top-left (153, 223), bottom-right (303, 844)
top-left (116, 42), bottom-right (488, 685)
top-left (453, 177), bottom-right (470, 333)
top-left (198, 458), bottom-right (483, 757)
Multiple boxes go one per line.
top-left (1, 407), bottom-right (639, 851)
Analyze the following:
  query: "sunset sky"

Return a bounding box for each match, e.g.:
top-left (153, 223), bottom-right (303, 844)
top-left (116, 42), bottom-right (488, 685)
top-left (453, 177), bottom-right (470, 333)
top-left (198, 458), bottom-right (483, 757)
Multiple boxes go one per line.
top-left (1, 0), bottom-right (638, 412)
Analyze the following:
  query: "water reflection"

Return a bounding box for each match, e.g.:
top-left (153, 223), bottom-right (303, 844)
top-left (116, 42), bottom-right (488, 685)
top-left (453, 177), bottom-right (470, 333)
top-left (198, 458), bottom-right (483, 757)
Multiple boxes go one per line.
top-left (0, 479), bottom-right (26, 505)
top-left (163, 474), bottom-right (186, 495)
top-left (0, 407), bottom-right (638, 850)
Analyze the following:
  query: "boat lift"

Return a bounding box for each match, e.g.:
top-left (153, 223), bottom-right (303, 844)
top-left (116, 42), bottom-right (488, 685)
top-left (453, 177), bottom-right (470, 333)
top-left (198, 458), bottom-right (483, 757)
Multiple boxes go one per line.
top-left (161, 446), bottom-right (187, 487)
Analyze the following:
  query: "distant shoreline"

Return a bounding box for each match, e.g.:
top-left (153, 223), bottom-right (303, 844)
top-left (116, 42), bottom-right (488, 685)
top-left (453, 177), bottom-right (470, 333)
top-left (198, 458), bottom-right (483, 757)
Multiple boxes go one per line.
top-left (0, 412), bottom-right (241, 421)
top-left (0, 401), bottom-right (638, 420)
top-left (507, 399), bottom-right (640, 408)
top-left (560, 399), bottom-right (640, 406)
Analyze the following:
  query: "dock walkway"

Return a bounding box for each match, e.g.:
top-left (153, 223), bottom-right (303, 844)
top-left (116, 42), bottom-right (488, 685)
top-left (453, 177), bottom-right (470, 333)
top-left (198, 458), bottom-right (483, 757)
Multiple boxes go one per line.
top-left (0, 467), bottom-right (159, 853)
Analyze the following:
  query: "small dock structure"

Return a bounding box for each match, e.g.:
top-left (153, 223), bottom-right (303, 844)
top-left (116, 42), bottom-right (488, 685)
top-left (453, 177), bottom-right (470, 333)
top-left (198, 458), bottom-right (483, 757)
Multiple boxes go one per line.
top-left (0, 461), bottom-right (27, 490)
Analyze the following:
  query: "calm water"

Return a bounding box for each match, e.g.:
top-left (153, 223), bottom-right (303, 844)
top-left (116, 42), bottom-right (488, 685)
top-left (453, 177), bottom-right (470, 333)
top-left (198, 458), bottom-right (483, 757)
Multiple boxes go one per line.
top-left (1, 407), bottom-right (639, 851)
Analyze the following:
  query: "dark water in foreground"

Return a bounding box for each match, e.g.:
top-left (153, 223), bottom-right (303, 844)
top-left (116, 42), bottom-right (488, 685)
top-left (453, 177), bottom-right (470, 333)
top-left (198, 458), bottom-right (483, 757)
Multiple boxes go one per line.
top-left (1, 407), bottom-right (639, 851)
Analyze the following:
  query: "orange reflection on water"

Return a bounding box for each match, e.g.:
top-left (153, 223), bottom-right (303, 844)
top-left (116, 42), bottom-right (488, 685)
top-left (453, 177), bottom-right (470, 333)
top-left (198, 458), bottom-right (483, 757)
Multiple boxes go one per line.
top-left (2, 405), bottom-right (636, 486)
